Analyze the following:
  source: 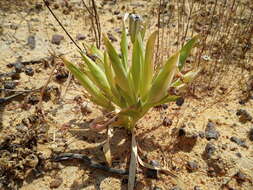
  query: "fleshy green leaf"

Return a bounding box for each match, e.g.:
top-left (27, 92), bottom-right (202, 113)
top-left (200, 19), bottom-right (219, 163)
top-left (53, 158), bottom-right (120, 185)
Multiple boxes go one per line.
top-left (103, 35), bottom-right (130, 92)
top-left (130, 33), bottom-right (144, 95)
top-left (80, 52), bottom-right (112, 97)
top-left (104, 52), bottom-right (124, 107)
top-left (147, 52), bottom-right (179, 104)
top-left (178, 35), bottom-right (199, 71)
top-left (120, 22), bottom-right (128, 70)
top-left (141, 31), bottom-right (158, 100)
top-left (62, 58), bottom-right (114, 110)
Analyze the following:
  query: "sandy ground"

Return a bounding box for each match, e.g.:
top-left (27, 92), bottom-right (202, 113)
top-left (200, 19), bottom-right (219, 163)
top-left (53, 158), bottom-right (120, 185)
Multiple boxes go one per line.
top-left (0, 0), bottom-right (253, 190)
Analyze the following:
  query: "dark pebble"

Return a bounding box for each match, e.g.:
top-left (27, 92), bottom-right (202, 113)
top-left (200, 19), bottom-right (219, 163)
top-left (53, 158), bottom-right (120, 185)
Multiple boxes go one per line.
top-left (204, 143), bottom-right (216, 158)
top-left (176, 97), bottom-right (184, 106)
top-left (146, 168), bottom-right (157, 179)
top-left (27, 35), bottom-right (36, 49)
top-left (239, 99), bottom-right (245, 105)
top-left (194, 186), bottom-right (202, 190)
top-left (236, 109), bottom-right (252, 123)
top-left (154, 104), bottom-right (168, 110)
top-left (230, 137), bottom-right (247, 148)
top-left (76, 33), bottom-right (86, 40)
top-left (27, 94), bottom-right (39, 105)
top-left (235, 152), bottom-right (242, 158)
top-left (198, 131), bottom-right (205, 138)
top-left (14, 62), bottom-right (25, 73)
top-left (55, 68), bottom-right (68, 82)
top-left (146, 160), bottom-right (160, 179)
top-left (113, 10), bottom-right (120, 15)
top-left (107, 32), bottom-right (117, 42)
top-left (186, 161), bottom-right (198, 172)
top-left (4, 81), bottom-right (17, 89)
top-left (10, 71), bottom-right (20, 80)
top-left (80, 103), bottom-right (92, 115)
top-left (171, 186), bottom-right (181, 190)
top-left (50, 177), bottom-right (63, 188)
top-left (25, 67), bottom-right (34, 76)
top-left (248, 128), bottom-right (253, 141)
top-left (121, 178), bottom-right (128, 185)
top-left (35, 3), bottom-right (43, 11)
top-left (161, 104), bottom-right (168, 109)
top-left (205, 121), bottom-right (220, 140)
top-left (178, 128), bottom-right (186, 136)
top-left (51, 34), bottom-right (64, 45)
top-left (163, 117), bottom-right (172, 126)
top-left (53, 3), bottom-right (59, 9)
top-left (234, 171), bottom-right (246, 182)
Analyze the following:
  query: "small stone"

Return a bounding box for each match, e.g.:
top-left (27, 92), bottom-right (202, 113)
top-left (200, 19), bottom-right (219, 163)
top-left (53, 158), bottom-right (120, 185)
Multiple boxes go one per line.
top-left (50, 177), bottom-right (63, 188)
top-left (146, 160), bottom-right (160, 179)
top-left (25, 67), bottom-right (34, 76)
top-left (14, 62), bottom-right (25, 73)
top-left (113, 10), bottom-right (120, 15)
top-left (4, 81), bottom-right (17, 89)
top-left (248, 128), bottom-right (253, 141)
top-left (76, 33), bottom-right (86, 40)
top-left (55, 67), bottom-right (68, 82)
top-left (80, 103), bottom-right (92, 115)
top-left (51, 34), bottom-right (64, 45)
top-left (121, 178), bottom-right (128, 185)
top-left (198, 131), bottom-right (205, 138)
top-left (27, 94), bottom-right (40, 105)
top-left (107, 32), bottom-right (117, 42)
top-left (27, 35), bottom-right (36, 49)
top-left (204, 143), bottom-right (216, 158)
top-left (235, 152), bottom-right (242, 158)
top-left (53, 3), bottom-right (59, 9)
top-left (230, 137), bottom-right (247, 148)
top-left (234, 171), bottom-right (246, 182)
top-left (171, 186), bottom-right (181, 190)
top-left (162, 104), bottom-right (168, 109)
top-left (176, 97), bottom-right (184, 106)
top-left (35, 3), bottom-right (43, 11)
top-left (205, 121), bottom-right (220, 140)
top-left (236, 109), bottom-right (252, 123)
top-left (178, 128), bottom-right (186, 137)
top-left (186, 161), bottom-right (198, 172)
top-left (163, 117), bottom-right (172, 126)
top-left (10, 71), bottom-right (20, 80)
top-left (62, 8), bottom-right (70, 15)
top-left (154, 104), bottom-right (168, 110)
top-left (194, 186), bottom-right (202, 190)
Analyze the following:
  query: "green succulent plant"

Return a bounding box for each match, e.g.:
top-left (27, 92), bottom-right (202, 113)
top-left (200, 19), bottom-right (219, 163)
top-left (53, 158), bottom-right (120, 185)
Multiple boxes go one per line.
top-left (62, 14), bottom-right (199, 131)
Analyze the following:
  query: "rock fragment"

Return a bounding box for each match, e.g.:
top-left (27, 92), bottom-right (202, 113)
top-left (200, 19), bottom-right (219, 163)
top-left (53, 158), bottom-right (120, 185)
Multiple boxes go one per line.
top-left (51, 34), bottom-right (64, 45)
top-left (27, 35), bottom-right (36, 49)
top-left (230, 137), bottom-right (247, 148)
top-left (236, 109), bottom-right (252, 123)
top-left (186, 161), bottom-right (198, 172)
top-left (248, 128), bottom-right (253, 141)
top-left (50, 177), bottom-right (63, 188)
top-left (205, 121), bottom-right (220, 140)
top-left (76, 33), bottom-right (86, 40)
